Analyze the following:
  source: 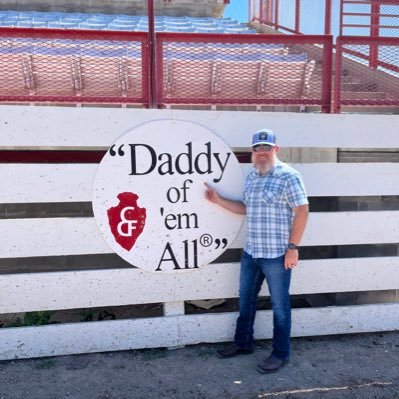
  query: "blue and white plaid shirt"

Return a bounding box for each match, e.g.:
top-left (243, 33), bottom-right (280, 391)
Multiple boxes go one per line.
top-left (243, 161), bottom-right (308, 259)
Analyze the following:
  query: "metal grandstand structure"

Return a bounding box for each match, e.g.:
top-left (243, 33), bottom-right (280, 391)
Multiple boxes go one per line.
top-left (0, 0), bottom-right (397, 112)
top-left (0, 26), bottom-right (331, 110)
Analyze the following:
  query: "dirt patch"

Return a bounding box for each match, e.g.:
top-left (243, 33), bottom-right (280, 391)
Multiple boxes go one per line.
top-left (0, 331), bottom-right (398, 399)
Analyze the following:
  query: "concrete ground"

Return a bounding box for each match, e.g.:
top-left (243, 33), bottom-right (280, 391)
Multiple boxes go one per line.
top-left (0, 331), bottom-right (398, 399)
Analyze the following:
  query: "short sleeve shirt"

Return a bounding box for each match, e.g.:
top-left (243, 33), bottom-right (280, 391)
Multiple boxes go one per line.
top-left (243, 161), bottom-right (308, 258)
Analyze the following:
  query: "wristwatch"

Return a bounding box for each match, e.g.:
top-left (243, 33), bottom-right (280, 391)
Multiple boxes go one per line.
top-left (287, 243), bottom-right (299, 250)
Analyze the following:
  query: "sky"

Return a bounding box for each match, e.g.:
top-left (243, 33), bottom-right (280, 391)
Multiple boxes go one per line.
top-left (222, 0), bottom-right (339, 28)
top-left (223, 0), bottom-right (248, 23)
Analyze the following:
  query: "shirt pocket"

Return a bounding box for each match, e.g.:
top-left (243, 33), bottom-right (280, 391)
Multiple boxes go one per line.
top-left (263, 188), bottom-right (284, 204)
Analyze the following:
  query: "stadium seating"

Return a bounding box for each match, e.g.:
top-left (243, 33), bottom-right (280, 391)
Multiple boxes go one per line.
top-left (0, 11), bottom-right (256, 33)
top-left (0, 10), bottom-right (314, 103)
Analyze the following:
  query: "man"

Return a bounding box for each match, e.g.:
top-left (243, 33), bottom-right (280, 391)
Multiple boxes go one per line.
top-left (204, 128), bottom-right (308, 373)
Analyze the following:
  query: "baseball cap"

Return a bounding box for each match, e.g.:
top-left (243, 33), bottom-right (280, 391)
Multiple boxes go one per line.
top-left (251, 129), bottom-right (277, 147)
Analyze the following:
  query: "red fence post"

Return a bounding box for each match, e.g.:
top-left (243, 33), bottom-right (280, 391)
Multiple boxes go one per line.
top-left (333, 37), bottom-right (342, 113)
top-left (339, 0), bottom-right (344, 36)
top-left (155, 35), bottom-right (164, 108)
top-left (142, 38), bottom-right (150, 108)
top-left (275, 0), bottom-right (279, 29)
top-left (321, 35), bottom-right (333, 113)
top-left (148, 0), bottom-right (157, 108)
top-left (259, 0), bottom-right (263, 22)
top-left (370, 2), bottom-right (380, 70)
top-left (324, 0), bottom-right (332, 35)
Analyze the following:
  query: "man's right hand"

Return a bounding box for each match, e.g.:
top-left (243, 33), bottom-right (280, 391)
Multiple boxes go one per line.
top-left (204, 183), bottom-right (246, 215)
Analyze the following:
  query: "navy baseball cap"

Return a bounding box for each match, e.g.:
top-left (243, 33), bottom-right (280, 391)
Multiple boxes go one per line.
top-left (251, 129), bottom-right (277, 147)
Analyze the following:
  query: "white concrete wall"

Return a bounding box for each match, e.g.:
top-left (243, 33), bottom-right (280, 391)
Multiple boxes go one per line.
top-left (0, 106), bottom-right (398, 359)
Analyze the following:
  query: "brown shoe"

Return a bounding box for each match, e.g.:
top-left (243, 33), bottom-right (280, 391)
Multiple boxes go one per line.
top-left (257, 355), bottom-right (288, 373)
top-left (217, 343), bottom-right (254, 358)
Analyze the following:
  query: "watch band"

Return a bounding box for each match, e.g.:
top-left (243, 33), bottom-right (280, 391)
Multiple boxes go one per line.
top-left (287, 243), bottom-right (299, 250)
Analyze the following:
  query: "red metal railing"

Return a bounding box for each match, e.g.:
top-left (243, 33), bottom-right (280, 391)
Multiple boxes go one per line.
top-left (0, 27), bottom-right (150, 106)
top-left (249, 0), bottom-right (399, 112)
top-left (340, 0), bottom-right (399, 37)
top-left (250, 0), bottom-right (399, 40)
top-left (155, 33), bottom-right (333, 112)
top-left (340, 0), bottom-right (399, 69)
top-left (334, 36), bottom-right (399, 112)
top-left (1, 23), bottom-right (398, 113)
top-left (249, 0), bottom-right (333, 35)
top-left (250, 0), bottom-right (302, 34)
top-left (0, 28), bottom-right (333, 112)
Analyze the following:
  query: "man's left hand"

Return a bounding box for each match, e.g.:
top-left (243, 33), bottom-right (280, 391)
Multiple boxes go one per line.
top-left (284, 249), bottom-right (298, 269)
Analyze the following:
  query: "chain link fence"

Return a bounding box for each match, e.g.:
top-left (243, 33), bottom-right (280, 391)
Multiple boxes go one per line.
top-left (0, 28), bottom-right (150, 105)
top-left (156, 33), bottom-right (332, 111)
top-left (335, 36), bottom-right (399, 111)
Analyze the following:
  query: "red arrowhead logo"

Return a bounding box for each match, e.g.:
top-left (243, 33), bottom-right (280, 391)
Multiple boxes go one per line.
top-left (107, 192), bottom-right (147, 251)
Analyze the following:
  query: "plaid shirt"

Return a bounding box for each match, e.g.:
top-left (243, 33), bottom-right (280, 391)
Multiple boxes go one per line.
top-left (243, 161), bottom-right (308, 259)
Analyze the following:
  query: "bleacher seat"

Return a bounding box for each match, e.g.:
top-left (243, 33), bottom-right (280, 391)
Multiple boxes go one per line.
top-left (0, 20), bottom-right (17, 27)
top-left (107, 23), bottom-right (137, 31)
top-left (16, 20), bottom-right (32, 28)
top-left (0, 10), bottom-right (248, 34)
top-left (78, 22), bottom-right (108, 30)
top-left (48, 21), bottom-right (79, 29)
top-left (163, 52), bottom-right (314, 102)
top-left (112, 19), bottom-right (139, 25)
top-left (195, 27), bottom-right (224, 33)
top-left (166, 26), bottom-right (196, 33)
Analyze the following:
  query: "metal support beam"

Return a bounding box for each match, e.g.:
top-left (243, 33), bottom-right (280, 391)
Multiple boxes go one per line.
top-left (148, 0), bottom-right (157, 107)
top-left (324, 0), bottom-right (332, 35)
top-left (370, 2), bottom-right (380, 70)
top-left (295, 0), bottom-right (301, 33)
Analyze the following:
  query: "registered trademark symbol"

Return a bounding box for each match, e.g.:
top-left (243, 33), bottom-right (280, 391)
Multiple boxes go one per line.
top-left (200, 234), bottom-right (213, 247)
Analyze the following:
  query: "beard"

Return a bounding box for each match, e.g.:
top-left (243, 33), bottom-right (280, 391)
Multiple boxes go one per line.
top-left (252, 154), bottom-right (275, 175)
top-left (256, 162), bottom-right (272, 175)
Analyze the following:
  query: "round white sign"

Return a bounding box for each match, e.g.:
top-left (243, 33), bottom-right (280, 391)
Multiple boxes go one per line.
top-left (93, 119), bottom-right (244, 273)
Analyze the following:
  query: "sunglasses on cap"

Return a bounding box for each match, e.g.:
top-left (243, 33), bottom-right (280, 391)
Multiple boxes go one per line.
top-left (252, 144), bottom-right (273, 152)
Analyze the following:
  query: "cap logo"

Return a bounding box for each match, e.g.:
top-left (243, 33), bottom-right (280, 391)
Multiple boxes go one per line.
top-left (259, 132), bottom-right (268, 141)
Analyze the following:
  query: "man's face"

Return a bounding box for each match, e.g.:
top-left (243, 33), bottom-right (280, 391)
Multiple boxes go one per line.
top-left (252, 144), bottom-right (279, 170)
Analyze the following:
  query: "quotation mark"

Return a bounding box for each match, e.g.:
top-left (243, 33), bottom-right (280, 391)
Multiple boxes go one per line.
top-left (215, 238), bottom-right (228, 249)
top-left (199, 234), bottom-right (228, 249)
top-left (109, 144), bottom-right (125, 157)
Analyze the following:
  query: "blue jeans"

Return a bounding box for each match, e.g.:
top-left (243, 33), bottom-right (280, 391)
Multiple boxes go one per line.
top-left (234, 251), bottom-right (292, 360)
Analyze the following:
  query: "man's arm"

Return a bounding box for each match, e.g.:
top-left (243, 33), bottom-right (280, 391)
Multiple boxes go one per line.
top-left (204, 183), bottom-right (246, 215)
top-left (284, 204), bottom-right (309, 269)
